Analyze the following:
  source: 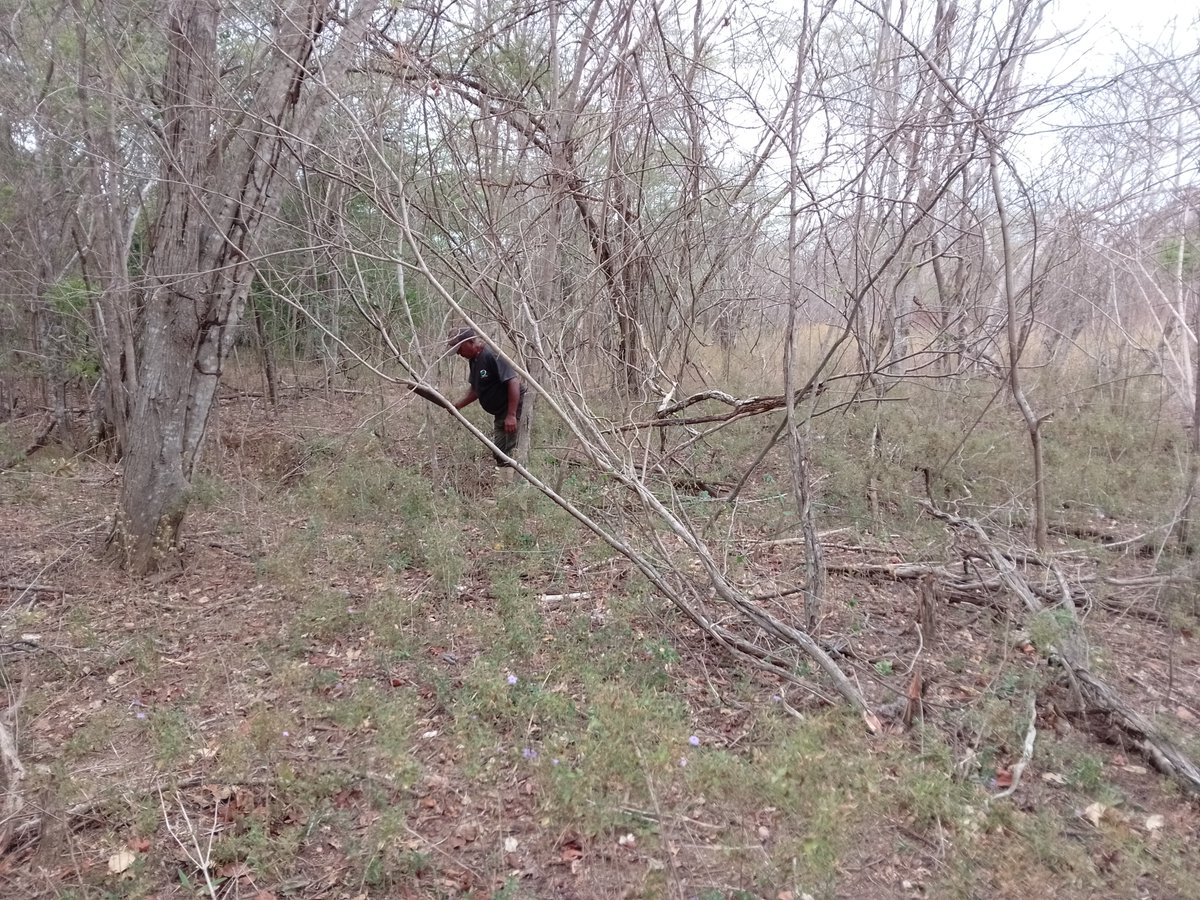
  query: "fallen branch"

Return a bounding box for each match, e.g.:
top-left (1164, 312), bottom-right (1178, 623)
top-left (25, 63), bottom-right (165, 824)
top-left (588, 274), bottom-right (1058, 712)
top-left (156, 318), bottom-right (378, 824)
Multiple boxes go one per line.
top-left (1063, 663), bottom-right (1200, 792)
top-left (21, 415), bottom-right (56, 458)
top-left (654, 389), bottom-right (741, 417)
top-left (825, 552), bottom-right (1193, 609)
top-left (538, 592), bottom-right (591, 604)
top-left (159, 790), bottom-right (221, 900)
top-left (918, 500), bottom-right (1200, 795)
top-left (991, 693), bottom-right (1037, 801)
top-left (614, 383), bottom-right (828, 432)
top-left (0, 414), bottom-right (55, 471)
top-left (0, 677), bottom-right (28, 854)
top-left (2, 582), bottom-right (65, 595)
top-left (3, 775), bottom-right (206, 853)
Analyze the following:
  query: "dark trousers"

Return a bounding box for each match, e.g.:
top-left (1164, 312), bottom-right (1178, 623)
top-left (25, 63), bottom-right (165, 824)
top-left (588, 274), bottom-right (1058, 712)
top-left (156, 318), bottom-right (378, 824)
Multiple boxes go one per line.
top-left (491, 396), bottom-right (524, 467)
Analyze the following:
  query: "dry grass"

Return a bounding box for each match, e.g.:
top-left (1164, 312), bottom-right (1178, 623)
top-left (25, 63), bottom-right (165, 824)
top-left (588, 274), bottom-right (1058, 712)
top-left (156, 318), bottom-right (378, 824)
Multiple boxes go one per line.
top-left (0, 359), bottom-right (1197, 899)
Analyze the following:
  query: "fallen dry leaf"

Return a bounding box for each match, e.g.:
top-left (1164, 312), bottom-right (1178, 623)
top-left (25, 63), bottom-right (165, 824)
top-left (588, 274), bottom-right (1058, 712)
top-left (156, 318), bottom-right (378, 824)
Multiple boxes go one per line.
top-left (560, 842), bottom-right (584, 862)
top-left (503, 836), bottom-right (519, 853)
top-left (107, 850), bottom-right (136, 874)
top-left (1041, 772), bottom-right (1067, 785)
top-left (1145, 814), bottom-right (1165, 832)
top-left (1082, 802), bottom-right (1107, 827)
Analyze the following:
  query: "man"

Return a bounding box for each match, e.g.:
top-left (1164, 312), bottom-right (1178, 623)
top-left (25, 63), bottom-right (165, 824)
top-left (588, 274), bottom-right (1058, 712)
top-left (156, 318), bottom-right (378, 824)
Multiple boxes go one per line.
top-left (448, 327), bottom-right (525, 473)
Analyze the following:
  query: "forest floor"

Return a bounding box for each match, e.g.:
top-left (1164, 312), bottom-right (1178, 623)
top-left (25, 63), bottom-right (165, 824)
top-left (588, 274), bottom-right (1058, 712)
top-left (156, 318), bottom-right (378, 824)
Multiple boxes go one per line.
top-left (1, 382), bottom-right (1199, 899)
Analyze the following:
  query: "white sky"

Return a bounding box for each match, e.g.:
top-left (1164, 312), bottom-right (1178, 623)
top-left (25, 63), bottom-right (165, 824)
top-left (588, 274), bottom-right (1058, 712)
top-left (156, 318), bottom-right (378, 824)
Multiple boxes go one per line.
top-left (1045, 0), bottom-right (1195, 74)
top-left (1005, 0), bottom-right (1195, 177)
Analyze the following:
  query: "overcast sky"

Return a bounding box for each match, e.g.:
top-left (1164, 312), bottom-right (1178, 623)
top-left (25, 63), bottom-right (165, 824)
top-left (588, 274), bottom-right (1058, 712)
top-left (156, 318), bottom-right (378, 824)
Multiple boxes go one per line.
top-left (1045, 0), bottom-right (1194, 74)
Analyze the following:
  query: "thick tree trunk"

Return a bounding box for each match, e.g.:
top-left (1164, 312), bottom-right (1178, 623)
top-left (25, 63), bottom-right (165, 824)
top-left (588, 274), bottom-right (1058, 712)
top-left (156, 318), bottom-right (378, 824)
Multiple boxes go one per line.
top-left (109, 0), bottom-right (378, 573)
top-left (112, 277), bottom-right (244, 571)
top-left (108, 0), bottom-right (222, 572)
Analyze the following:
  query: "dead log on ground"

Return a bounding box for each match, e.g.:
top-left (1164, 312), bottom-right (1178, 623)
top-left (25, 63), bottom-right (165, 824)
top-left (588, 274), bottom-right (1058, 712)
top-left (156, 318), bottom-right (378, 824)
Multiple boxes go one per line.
top-left (918, 500), bottom-right (1200, 794)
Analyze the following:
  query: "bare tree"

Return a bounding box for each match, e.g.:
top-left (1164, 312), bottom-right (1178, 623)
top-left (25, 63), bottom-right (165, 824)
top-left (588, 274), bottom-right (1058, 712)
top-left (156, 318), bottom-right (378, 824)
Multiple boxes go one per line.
top-left (108, 0), bottom-right (379, 573)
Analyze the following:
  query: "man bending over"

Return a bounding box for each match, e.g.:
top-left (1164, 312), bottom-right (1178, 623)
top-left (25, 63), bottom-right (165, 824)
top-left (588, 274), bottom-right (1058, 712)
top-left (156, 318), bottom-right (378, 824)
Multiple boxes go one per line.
top-left (448, 327), bottom-right (525, 473)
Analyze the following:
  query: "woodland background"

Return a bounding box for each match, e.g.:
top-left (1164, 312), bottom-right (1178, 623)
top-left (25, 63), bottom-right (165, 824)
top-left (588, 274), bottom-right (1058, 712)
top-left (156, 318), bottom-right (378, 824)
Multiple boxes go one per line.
top-left (1, 0), bottom-right (1199, 897)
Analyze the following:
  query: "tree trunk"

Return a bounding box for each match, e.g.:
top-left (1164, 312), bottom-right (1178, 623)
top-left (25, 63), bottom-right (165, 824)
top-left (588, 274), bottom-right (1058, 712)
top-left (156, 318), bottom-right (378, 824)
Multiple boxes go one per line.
top-left (109, 0), bottom-right (378, 573)
top-left (254, 303), bottom-right (279, 410)
top-left (1175, 213), bottom-right (1197, 550)
top-left (108, 0), bottom-right (222, 572)
top-left (784, 41), bottom-right (824, 633)
top-left (989, 146), bottom-right (1048, 553)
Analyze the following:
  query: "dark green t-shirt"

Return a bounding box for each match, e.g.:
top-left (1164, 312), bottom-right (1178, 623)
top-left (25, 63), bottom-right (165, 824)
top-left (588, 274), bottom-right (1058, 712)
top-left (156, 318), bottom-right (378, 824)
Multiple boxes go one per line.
top-left (469, 348), bottom-right (518, 416)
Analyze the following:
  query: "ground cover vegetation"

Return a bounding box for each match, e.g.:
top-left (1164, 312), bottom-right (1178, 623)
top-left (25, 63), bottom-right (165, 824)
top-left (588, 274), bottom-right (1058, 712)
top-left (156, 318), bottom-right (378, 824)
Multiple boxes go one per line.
top-left (2, 356), bottom-right (1199, 898)
top-left (2, 0), bottom-right (1199, 897)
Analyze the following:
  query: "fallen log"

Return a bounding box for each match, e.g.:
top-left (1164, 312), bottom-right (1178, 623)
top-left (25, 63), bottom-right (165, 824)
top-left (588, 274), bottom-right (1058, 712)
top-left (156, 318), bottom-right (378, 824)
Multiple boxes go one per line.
top-left (1063, 662), bottom-right (1200, 791)
top-left (918, 500), bottom-right (1200, 795)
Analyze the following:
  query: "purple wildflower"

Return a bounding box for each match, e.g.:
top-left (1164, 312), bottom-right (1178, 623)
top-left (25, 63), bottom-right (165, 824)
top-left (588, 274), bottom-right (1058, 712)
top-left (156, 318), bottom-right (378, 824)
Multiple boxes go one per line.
top-left (506, 674), bottom-right (519, 686)
top-left (688, 735), bottom-right (700, 747)
top-left (522, 747), bottom-right (538, 760)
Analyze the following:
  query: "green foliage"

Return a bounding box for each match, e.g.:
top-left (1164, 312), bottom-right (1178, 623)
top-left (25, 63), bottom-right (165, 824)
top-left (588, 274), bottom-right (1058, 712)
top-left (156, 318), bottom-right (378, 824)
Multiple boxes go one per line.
top-left (13, 356), bottom-right (1200, 898)
top-left (45, 276), bottom-right (100, 381)
top-left (492, 570), bottom-right (541, 658)
top-left (286, 588), bottom-right (360, 644)
top-left (275, 450), bottom-right (467, 592)
top-left (1157, 234), bottom-right (1200, 276)
top-left (147, 707), bottom-right (192, 769)
top-left (1029, 607), bottom-right (1075, 652)
top-left (1042, 390), bottom-right (1184, 523)
top-left (186, 473), bottom-right (226, 510)
top-left (1069, 753), bottom-right (1106, 794)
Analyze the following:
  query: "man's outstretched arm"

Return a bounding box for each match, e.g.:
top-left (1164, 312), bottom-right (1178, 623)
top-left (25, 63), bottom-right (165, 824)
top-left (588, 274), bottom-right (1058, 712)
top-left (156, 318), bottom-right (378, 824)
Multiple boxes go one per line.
top-left (454, 387), bottom-right (478, 411)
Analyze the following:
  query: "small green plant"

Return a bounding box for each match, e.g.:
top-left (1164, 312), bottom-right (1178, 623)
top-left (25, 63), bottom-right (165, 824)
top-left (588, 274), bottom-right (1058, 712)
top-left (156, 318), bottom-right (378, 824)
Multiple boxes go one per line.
top-left (149, 707), bottom-right (192, 769)
top-left (995, 671), bottom-right (1022, 697)
top-left (1029, 607), bottom-right (1075, 652)
top-left (186, 473), bottom-right (225, 509)
top-left (422, 520), bottom-right (465, 598)
top-left (492, 571), bottom-right (540, 659)
top-left (64, 709), bottom-right (123, 760)
top-left (1069, 753), bottom-right (1106, 794)
top-left (493, 877), bottom-right (534, 900)
top-left (643, 637), bottom-right (680, 664)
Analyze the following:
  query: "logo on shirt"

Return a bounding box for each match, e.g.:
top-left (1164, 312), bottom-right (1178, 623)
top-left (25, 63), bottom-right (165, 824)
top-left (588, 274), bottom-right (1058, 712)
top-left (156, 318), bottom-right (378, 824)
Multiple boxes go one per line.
top-left (479, 369), bottom-right (488, 378)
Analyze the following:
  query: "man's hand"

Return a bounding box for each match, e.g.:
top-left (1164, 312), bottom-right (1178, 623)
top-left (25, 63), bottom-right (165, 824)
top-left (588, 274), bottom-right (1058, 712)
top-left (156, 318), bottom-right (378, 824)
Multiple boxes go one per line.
top-left (503, 414), bottom-right (518, 433)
